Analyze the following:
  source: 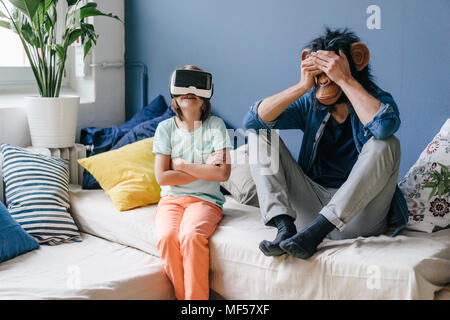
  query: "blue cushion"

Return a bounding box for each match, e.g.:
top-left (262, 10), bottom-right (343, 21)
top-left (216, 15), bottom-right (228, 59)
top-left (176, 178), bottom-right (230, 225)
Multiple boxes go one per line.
top-left (1, 144), bottom-right (82, 245)
top-left (81, 95), bottom-right (168, 189)
top-left (80, 95), bottom-right (168, 151)
top-left (111, 107), bottom-right (176, 150)
top-left (0, 200), bottom-right (39, 263)
top-left (119, 94), bottom-right (168, 132)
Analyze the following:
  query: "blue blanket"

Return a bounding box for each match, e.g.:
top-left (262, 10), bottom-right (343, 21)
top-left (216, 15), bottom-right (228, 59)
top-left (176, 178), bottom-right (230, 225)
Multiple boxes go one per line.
top-left (111, 107), bottom-right (176, 151)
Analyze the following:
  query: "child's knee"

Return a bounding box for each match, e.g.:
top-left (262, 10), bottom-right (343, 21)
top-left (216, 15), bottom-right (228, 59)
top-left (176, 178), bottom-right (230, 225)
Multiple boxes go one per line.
top-left (179, 227), bottom-right (208, 249)
top-left (157, 229), bottom-right (179, 249)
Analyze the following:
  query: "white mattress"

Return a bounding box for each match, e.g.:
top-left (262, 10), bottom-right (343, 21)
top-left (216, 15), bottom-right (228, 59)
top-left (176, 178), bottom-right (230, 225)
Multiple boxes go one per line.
top-left (68, 185), bottom-right (450, 300)
top-left (69, 185), bottom-right (161, 257)
top-left (0, 233), bottom-right (175, 300)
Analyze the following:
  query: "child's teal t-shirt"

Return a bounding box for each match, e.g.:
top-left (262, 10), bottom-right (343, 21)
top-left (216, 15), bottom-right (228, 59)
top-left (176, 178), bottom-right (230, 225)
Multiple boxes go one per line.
top-left (152, 115), bottom-right (233, 209)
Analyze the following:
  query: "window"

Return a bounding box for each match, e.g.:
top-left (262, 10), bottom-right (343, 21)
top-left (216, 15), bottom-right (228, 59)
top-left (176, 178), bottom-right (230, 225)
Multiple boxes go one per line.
top-left (0, 1), bottom-right (76, 86)
top-left (0, 27), bottom-right (29, 67)
top-left (0, 0), bottom-right (97, 103)
top-left (0, 1), bottom-right (34, 85)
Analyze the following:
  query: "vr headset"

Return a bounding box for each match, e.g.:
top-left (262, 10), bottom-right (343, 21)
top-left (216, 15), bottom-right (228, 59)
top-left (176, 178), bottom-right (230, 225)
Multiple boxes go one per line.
top-left (170, 69), bottom-right (213, 100)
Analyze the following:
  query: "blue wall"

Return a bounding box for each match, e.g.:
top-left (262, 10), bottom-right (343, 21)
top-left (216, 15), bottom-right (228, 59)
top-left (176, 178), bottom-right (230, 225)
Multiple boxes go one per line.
top-left (125, 0), bottom-right (450, 178)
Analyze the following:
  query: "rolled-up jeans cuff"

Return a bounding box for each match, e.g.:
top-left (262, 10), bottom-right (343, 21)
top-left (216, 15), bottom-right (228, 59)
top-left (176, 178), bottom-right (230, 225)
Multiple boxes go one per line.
top-left (320, 207), bottom-right (346, 231)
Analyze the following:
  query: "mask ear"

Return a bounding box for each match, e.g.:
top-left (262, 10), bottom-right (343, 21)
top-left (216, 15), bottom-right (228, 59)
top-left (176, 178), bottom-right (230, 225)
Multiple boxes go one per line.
top-left (350, 42), bottom-right (370, 71)
top-left (301, 48), bottom-right (311, 61)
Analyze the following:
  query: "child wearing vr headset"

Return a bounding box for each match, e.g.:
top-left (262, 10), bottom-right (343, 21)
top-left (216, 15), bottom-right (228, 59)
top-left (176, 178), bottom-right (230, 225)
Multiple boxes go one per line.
top-left (152, 65), bottom-right (232, 300)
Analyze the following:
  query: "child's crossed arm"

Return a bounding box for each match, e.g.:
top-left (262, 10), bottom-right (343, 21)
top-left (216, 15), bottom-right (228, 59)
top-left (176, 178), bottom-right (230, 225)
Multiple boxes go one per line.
top-left (155, 148), bottom-right (231, 186)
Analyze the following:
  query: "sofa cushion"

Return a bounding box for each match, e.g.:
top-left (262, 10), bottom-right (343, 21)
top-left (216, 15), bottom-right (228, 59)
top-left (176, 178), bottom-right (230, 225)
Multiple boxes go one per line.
top-left (78, 138), bottom-right (161, 212)
top-left (69, 184), bottom-right (160, 257)
top-left (68, 184), bottom-right (450, 299)
top-left (209, 196), bottom-right (450, 300)
top-left (0, 151), bottom-right (4, 204)
top-left (220, 144), bottom-right (259, 207)
top-left (399, 118), bottom-right (450, 232)
top-left (1, 144), bottom-right (81, 245)
top-left (119, 94), bottom-right (168, 132)
top-left (111, 107), bottom-right (176, 150)
top-left (0, 201), bottom-right (39, 263)
top-left (0, 233), bottom-right (174, 300)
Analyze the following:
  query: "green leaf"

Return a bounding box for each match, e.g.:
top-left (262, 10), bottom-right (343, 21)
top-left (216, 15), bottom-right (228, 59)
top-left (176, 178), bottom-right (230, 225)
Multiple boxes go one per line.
top-left (83, 38), bottom-right (91, 58)
top-left (428, 186), bottom-right (437, 200)
top-left (0, 10), bottom-right (9, 19)
top-left (423, 182), bottom-right (437, 188)
top-left (0, 18), bottom-right (12, 29)
top-left (66, 0), bottom-right (77, 6)
top-left (79, 4), bottom-right (120, 21)
top-left (53, 43), bottom-right (64, 58)
top-left (80, 22), bottom-right (97, 42)
top-left (438, 180), bottom-right (445, 197)
top-left (8, 0), bottom-right (40, 19)
top-left (42, 0), bottom-right (54, 12)
top-left (438, 162), bottom-right (449, 173)
top-left (65, 28), bottom-right (83, 47)
top-left (431, 171), bottom-right (440, 180)
top-left (44, 12), bottom-right (52, 32)
top-left (20, 20), bottom-right (36, 45)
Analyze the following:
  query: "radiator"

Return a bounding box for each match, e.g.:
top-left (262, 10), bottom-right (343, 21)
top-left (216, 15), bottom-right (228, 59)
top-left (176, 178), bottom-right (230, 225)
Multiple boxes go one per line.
top-left (25, 144), bottom-right (88, 185)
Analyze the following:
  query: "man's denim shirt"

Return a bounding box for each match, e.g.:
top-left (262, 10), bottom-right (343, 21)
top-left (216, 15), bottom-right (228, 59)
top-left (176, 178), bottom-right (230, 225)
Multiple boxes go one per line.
top-left (243, 86), bottom-right (408, 237)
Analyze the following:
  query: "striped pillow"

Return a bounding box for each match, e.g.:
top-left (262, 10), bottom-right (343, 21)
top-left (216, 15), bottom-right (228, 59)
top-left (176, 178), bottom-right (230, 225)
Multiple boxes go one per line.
top-left (0, 144), bottom-right (81, 245)
top-left (0, 151), bottom-right (4, 204)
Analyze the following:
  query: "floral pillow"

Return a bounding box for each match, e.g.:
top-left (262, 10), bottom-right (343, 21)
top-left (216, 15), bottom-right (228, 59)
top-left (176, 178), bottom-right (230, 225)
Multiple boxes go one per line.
top-left (399, 118), bottom-right (450, 232)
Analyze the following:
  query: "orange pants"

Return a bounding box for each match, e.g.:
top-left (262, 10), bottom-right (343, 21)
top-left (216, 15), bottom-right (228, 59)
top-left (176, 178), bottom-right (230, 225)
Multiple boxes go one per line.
top-left (155, 194), bottom-right (222, 300)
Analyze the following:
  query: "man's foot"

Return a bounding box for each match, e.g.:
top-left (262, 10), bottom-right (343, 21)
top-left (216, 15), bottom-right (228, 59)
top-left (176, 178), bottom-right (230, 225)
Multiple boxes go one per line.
top-left (259, 215), bottom-right (296, 256)
top-left (279, 214), bottom-right (335, 259)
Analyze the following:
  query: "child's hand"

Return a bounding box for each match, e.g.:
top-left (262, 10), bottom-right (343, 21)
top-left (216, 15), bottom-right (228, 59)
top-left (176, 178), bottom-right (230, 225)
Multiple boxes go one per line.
top-left (171, 157), bottom-right (186, 171)
top-left (206, 150), bottom-right (225, 166)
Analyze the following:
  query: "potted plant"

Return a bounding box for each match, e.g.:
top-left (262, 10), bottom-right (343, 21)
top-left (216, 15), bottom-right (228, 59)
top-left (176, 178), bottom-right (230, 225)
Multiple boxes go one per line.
top-left (0, 0), bottom-right (120, 148)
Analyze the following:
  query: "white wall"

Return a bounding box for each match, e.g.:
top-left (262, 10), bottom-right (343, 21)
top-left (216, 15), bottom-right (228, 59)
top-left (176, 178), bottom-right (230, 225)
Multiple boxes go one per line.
top-left (0, 0), bottom-right (125, 146)
top-left (77, 0), bottom-right (125, 139)
top-left (0, 105), bottom-right (30, 147)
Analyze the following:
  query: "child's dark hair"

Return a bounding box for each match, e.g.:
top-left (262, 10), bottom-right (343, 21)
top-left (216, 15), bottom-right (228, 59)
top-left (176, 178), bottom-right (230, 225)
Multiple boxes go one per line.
top-left (171, 65), bottom-right (212, 121)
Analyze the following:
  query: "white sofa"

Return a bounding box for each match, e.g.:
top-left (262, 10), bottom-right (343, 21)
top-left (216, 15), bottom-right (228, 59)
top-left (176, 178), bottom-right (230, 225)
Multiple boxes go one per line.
top-left (0, 232), bottom-right (174, 299)
top-left (1, 183), bottom-right (449, 299)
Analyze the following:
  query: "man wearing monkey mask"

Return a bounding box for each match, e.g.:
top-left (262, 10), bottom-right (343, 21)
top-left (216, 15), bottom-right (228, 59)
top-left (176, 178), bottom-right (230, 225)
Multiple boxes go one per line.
top-left (243, 27), bottom-right (408, 259)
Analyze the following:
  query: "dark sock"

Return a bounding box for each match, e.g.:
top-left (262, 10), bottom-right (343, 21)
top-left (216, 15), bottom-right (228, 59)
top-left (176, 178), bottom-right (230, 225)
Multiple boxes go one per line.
top-left (259, 215), bottom-right (297, 257)
top-left (279, 215), bottom-right (335, 259)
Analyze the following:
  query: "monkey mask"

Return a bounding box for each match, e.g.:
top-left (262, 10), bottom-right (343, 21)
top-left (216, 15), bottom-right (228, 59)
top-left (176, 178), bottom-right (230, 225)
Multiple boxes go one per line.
top-left (301, 42), bottom-right (371, 106)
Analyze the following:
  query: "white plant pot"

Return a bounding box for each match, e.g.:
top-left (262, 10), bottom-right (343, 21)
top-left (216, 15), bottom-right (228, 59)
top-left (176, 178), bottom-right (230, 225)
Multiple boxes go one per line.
top-left (25, 96), bottom-right (80, 148)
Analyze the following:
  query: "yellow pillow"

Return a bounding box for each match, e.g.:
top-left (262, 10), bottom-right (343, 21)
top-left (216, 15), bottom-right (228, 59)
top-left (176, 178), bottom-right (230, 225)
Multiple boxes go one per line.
top-left (78, 137), bottom-right (161, 211)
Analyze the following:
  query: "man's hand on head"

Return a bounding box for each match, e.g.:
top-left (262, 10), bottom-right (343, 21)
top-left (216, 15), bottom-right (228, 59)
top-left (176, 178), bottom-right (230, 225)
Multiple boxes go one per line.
top-left (300, 56), bottom-right (322, 91)
top-left (310, 50), bottom-right (353, 86)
